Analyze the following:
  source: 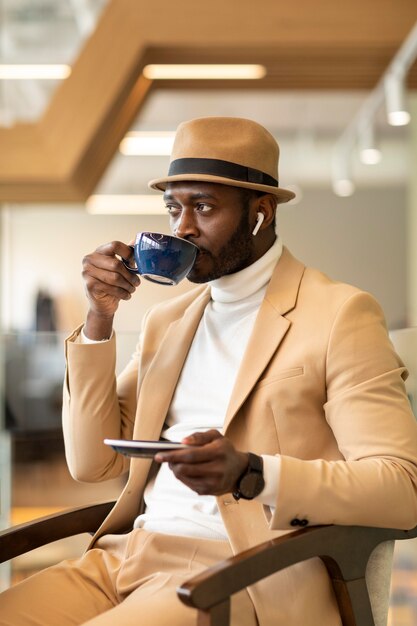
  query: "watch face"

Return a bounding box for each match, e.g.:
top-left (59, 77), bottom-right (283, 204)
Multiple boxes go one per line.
top-left (239, 471), bottom-right (265, 499)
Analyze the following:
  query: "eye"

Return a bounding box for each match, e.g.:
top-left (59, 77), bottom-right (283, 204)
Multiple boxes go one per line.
top-left (196, 203), bottom-right (213, 213)
top-left (166, 205), bottom-right (181, 217)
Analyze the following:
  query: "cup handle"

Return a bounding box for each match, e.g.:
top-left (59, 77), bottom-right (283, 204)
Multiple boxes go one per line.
top-left (121, 246), bottom-right (140, 274)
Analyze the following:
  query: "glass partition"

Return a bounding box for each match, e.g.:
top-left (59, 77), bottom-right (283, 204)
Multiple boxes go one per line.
top-left (0, 330), bottom-right (136, 588)
top-left (390, 327), bottom-right (417, 416)
top-left (0, 330), bottom-right (11, 589)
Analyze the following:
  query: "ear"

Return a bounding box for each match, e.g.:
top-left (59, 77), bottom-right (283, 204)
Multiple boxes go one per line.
top-left (253, 194), bottom-right (277, 231)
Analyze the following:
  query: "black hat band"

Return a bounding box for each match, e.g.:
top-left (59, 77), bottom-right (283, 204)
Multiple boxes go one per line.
top-left (168, 158), bottom-right (279, 188)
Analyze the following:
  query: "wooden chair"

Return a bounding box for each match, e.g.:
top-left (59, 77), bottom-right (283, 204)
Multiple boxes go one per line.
top-left (1, 501), bottom-right (416, 626)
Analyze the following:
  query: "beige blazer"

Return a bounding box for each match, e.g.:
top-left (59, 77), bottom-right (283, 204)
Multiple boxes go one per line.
top-left (63, 247), bottom-right (417, 626)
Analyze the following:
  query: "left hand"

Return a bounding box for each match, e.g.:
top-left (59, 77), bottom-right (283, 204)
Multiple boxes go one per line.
top-left (154, 429), bottom-right (249, 496)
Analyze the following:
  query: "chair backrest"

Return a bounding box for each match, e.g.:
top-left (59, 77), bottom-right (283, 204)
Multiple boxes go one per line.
top-left (390, 327), bottom-right (417, 416)
top-left (366, 540), bottom-right (394, 626)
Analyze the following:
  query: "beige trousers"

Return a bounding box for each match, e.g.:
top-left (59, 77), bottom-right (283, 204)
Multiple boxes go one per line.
top-left (0, 530), bottom-right (257, 626)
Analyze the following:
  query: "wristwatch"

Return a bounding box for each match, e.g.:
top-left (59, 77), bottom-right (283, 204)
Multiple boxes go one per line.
top-left (232, 452), bottom-right (265, 501)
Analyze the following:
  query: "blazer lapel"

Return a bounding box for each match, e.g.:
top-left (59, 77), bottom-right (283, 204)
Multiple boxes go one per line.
top-left (133, 287), bottom-right (211, 442)
top-left (224, 247), bottom-right (305, 431)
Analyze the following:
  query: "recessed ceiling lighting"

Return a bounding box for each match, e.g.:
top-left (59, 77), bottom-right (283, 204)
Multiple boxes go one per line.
top-left (332, 149), bottom-right (355, 197)
top-left (358, 124), bottom-right (382, 165)
top-left (387, 110), bottom-right (411, 126)
top-left (384, 74), bottom-right (411, 127)
top-left (333, 179), bottom-right (355, 197)
top-left (0, 64), bottom-right (72, 80)
top-left (86, 195), bottom-right (167, 215)
top-left (360, 147), bottom-right (382, 165)
top-left (142, 64), bottom-right (266, 80)
top-left (119, 132), bottom-right (175, 156)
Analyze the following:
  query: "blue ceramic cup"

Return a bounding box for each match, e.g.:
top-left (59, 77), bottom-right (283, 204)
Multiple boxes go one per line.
top-left (122, 232), bottom-right (198, 286)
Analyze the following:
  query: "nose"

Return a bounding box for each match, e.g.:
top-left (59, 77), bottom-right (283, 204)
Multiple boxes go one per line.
top-left (174, 209), bottom-right (199, 240)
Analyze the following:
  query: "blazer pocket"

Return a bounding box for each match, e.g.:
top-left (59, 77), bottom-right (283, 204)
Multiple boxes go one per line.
top-left (256, 366), bottom-right (304, 389)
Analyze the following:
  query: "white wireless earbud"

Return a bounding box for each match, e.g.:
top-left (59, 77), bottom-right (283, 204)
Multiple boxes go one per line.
top-left (252, 212), bottom-right (264, 236)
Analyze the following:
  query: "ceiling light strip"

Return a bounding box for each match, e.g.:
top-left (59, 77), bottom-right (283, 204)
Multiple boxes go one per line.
top-left (0, 65), bottom-right (72, 80)
top-left (143, 64), bottom-right (266, 80)
top-left (119, 132), bottom-right (175, 156)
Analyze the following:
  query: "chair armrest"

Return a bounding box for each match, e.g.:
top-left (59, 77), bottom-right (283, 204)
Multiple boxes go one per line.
top-left (0, 500), bottom-right (115, 563)
top-left (177, 524), bottom-right (417, 626)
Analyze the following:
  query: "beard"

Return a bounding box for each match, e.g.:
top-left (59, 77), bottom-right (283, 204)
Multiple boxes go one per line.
top-left (187, 209), bottom-right (254, 284)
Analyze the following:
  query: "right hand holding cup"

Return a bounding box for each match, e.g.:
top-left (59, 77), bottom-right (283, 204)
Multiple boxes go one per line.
top-left (82, 240), bottom-right (141, 320)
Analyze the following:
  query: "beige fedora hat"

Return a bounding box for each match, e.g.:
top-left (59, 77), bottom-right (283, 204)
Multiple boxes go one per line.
top-left (148, 117), bottom-right (295, 204)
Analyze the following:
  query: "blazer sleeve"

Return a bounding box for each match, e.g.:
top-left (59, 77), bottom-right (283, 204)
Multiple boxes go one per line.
top-left (62, 324), bottom-right (142, 482)
top-left (270, 291), bottom-right (417, 531)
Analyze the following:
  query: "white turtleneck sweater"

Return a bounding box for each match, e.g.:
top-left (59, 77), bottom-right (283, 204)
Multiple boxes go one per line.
top-left (132, 237), bottom-right (283, 540)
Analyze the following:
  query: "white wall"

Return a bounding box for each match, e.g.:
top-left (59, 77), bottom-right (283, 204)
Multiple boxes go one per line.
top-left (279, 187), bottom-right (407, 329)
top-left (0, 207), bottom-right (191, 334)
top-left (0, 185), bottom-right (407, 337)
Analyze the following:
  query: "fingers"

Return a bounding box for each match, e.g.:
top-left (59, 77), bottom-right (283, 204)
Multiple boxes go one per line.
top-left (82, 241), bottom-right (140, 300)
top-left (154, 432), bottom-right (247, 496)
top-left (96, 240), bottom-right (135, 260)
top-left (81, 241), bottom-right (142, 322)
top-left (182, 429), bottom-right (222, 445)
top-left (169, 461), bottom-right (228, 495)
top-left (84, 242), bottom-right (139, 284)
top-left (155, 430), bottom-right (222, 464)
top-left (83, 262), bottom-right (138, 301)
top-left (156, 443), bottom-right (218, 466)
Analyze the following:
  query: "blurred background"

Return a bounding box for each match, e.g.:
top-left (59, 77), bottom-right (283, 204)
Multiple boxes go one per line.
top-left (0, 1), bottom-right (417, 623)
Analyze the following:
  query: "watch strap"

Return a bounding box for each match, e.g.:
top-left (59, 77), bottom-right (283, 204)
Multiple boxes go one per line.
top-left (232, 452), bottom-right (264, 501)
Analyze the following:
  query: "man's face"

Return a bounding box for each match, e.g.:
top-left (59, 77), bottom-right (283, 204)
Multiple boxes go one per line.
top-left (163, 182), bottom-right (257, 283)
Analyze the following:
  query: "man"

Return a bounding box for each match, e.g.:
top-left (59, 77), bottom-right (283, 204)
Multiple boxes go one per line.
top-left (2, 117), bottom-right (417, 626)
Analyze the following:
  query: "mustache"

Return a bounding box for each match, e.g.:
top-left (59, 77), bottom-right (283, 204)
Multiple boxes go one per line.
top-left (192, 244), bottom-right (210, 256)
